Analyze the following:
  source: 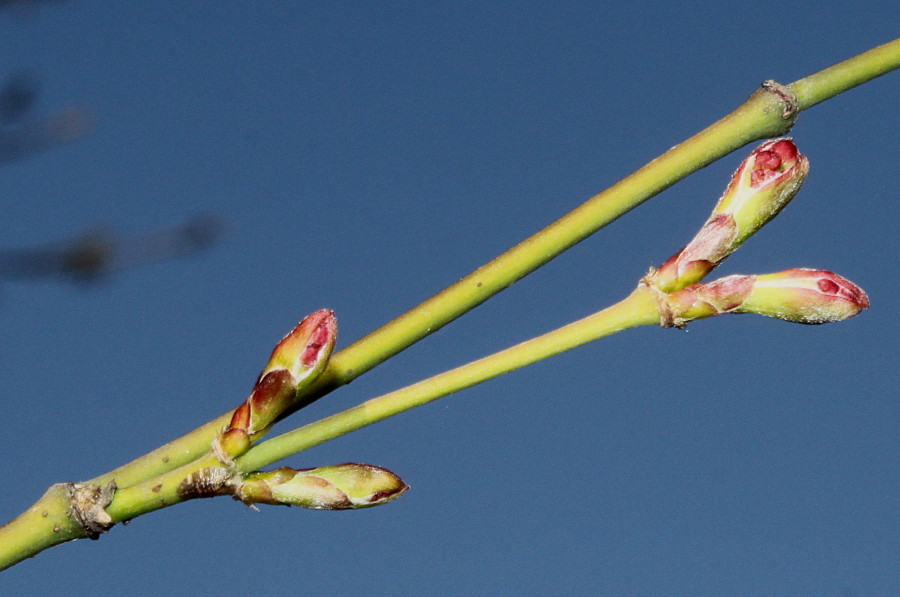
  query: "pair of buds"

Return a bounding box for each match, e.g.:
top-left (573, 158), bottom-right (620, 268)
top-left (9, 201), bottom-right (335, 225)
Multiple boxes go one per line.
top-left (642, 139), bottom-right (868, 327)
top-left (210, 310), bottom-right (408, 510)
top-left (207, 139), bottom-right (870, 512)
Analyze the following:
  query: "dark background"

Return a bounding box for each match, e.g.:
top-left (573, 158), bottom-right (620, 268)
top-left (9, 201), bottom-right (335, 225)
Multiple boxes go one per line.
top-left (2, 3), bottom-right (897, 595)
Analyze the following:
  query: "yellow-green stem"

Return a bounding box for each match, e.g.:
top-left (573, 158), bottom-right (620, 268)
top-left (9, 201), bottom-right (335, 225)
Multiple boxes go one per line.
top-left (86, 78), bottom-right (794, 490)
top-left (109, 288), bottom-right (659, 517)
top-left (0, 288), bottom-right (657, 568)
top-left (0, 452), bottom-right (229, 571)
top-left (790, 38), bottom-right (900, 109)
top-left (0, 485), bottom-right (81, 571)
top-left (236, 287), bottom-right (660, 471)
top-left (87, 39), bottom-right (899, 491)
top-left (3, 41), bottom-right (894, 572)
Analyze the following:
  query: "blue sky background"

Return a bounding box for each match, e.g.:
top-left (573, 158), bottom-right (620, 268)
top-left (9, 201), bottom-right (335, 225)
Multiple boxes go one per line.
top-left (1, 3), bottom-right (897, 595)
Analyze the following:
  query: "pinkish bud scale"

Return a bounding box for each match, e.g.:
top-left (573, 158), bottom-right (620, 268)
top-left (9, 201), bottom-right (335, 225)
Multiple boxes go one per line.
top-left (213, 310), bottom-right (338, 463)
top-left (646, 139), bottom-right (809, 293)
top-left (662, 269), bottom-right (869, 326)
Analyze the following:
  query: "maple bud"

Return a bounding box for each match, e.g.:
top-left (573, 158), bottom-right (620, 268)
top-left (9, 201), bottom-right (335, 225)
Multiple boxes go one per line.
top-left (214, 310), bottom-right (337, 462)
top-left (735, 269), bottom-right (869, 324)
top-left (662, 269), bottom-right (868, 327)
top-left (647, 139), bottom-right (809, 292)
top-left (236, 464), bottom-right (409, 510)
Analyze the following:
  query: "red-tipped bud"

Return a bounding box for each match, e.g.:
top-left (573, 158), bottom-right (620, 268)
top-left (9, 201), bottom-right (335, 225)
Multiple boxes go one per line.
top-left (214, 310), bottom-right (338, 462)
top-left (647, 139), bottom-right (809, 292)
top-left (261, 309), bottom-right (337, 382)
top-left (662, 269), bottom-right (868, 326)
top-left (736, 269), bottom-right (869, 324)
top-left (713, 139), bottom-right (808, 243)
top-left (236, 464), bottom-right (409, 510)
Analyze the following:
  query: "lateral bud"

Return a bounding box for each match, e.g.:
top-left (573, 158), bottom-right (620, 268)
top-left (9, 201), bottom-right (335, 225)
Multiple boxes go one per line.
top-left (646, 139), bottom-right (809, 292)
top-left (662, 269), bottom-right (869, 327)
top-left (236, 463), bottom-right (409, 510)
top-left (213, 310), bottom-right (337, 463)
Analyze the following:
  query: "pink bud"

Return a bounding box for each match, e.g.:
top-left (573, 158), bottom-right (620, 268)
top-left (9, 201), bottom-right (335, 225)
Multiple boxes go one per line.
top-left (647, 139), bottom-right (809, 293)
top-left (214, 310), bottom-right (338, 462)
top-left (261, 309), bottom-right (337, 379)
top-left (737, 269), bottom-right (869, 324)
top-left (713, 139), bottom-right (808, 241)
top-left (662, 269), bottom-right (869, 326)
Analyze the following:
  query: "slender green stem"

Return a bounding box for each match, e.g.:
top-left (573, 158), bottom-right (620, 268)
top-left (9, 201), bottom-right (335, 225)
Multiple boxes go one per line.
top-left (790, 38), bottom-right (900, 110)
top-left (108, 287), bottom-right (659, 519)
top-left (87, 78), bottom-right (795, 490)
top-left (0, 288), bottom-right (658, 569)
top-left (86, 39), bottom-right (900, 491)
top-left (3, 40), bottom-right (896, 573)
top-left (236, 287), bottom-right (660, 472)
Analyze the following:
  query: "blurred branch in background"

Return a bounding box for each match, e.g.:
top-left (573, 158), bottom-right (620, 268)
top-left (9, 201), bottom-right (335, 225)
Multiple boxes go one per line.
top-left (0, 71), bottom-right (38, 125)
top-left (0, 0), bottom-right (66, 18)
top-left (0, 214), bottom-right (224, 283)
top-left (1, 13), bottom-right (226, 290)
top-left (0, 71), bottom-right (90, 166)
top-left (0, 66), bottom-right (222, 282)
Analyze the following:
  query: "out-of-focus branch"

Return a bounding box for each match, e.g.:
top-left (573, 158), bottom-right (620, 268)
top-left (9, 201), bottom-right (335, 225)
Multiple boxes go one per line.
top-left (0, 71), bottom-right (38, 125)
top-left (0, 0), bottom-right (67, 17)
top-left (0, 71), bottom-right (91, 166)
top-left (0, 214), bottom-right (224, 283)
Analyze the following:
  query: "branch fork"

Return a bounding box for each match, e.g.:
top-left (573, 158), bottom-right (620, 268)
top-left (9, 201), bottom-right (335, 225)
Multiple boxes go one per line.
top-left (1, 39), bottom-right (896, 571)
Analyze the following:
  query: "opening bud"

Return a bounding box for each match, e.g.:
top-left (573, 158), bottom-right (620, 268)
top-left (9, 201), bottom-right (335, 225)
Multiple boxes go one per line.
top-left (214, 310), bottom-right (338, 462)
top-left (712, 138), bottom-right (808, 246)
top-left (663, 269), bottom-right (868, 326)
top-left (237, 464), bottom-right (409, 510)
top-left (260, 309), bottom-right (337, 382)
top-left (736, 269), bottom-right (869, 324)
top-left (647, 139), bottom-right (809, 292)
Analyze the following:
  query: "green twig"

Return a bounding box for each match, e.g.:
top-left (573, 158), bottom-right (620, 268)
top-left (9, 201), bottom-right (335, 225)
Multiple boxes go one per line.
top-left (0, 287), bottom-right (656, 565)
top-left (235, 287), bottom-right (660, 472)
top-left (90, 77), bottom-right (796, 490)
top-left (790, 38), bottom-right (900, 109)
top-left (1, 39), bottom-right (897, 572)
top-left (0, 485), bottom-right (80, 572)
top-left (90, 40), bottom-right (899, 491)
top-left (96, 287), bottom-right (658, 524)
